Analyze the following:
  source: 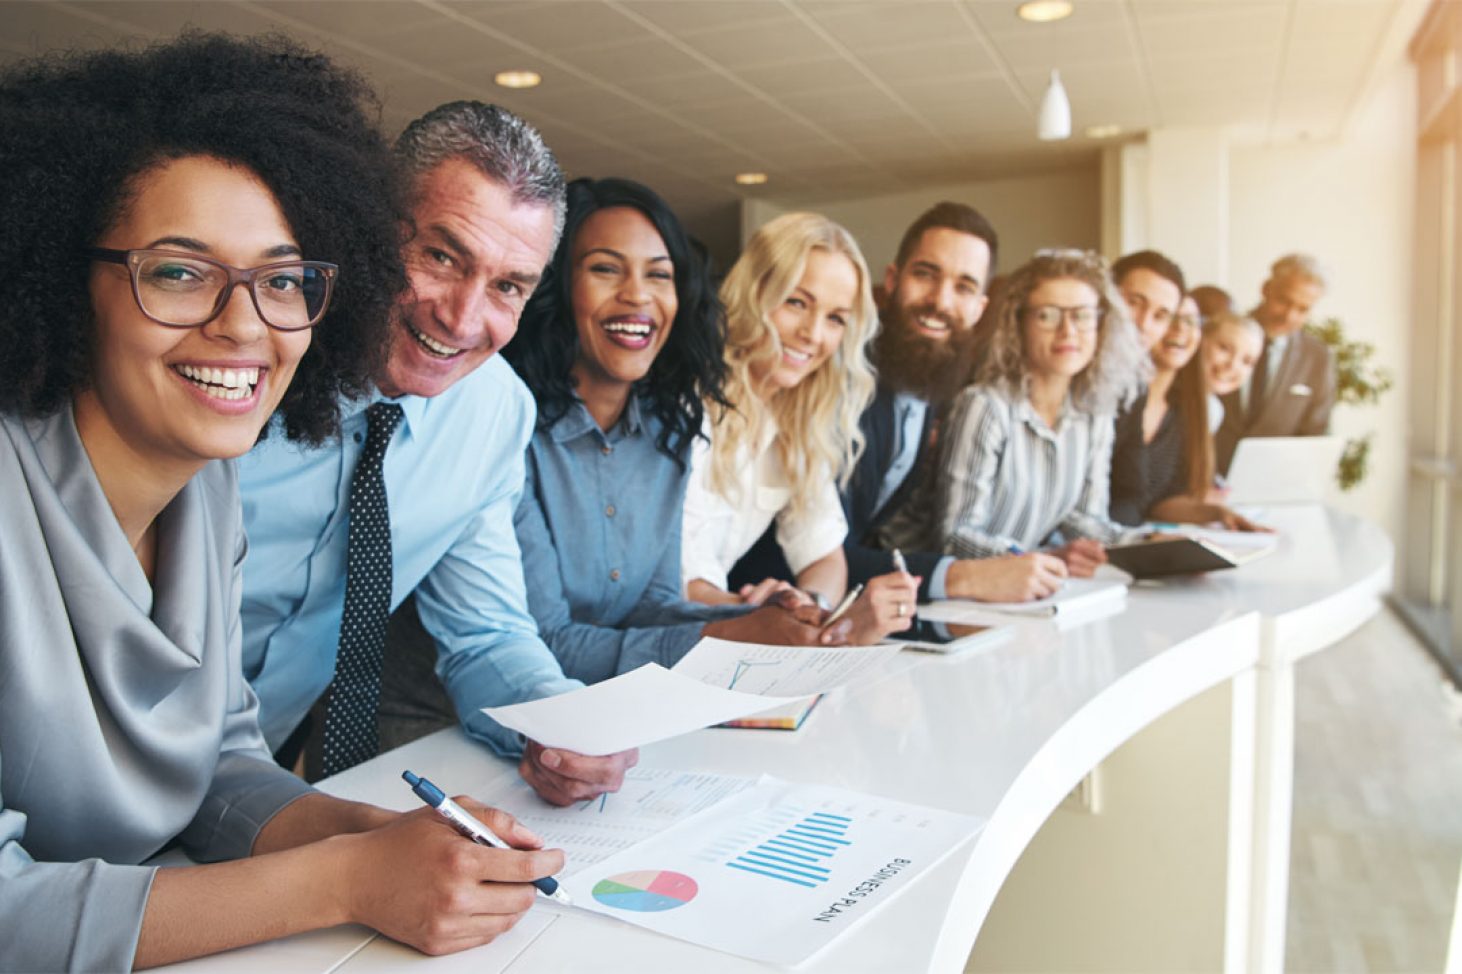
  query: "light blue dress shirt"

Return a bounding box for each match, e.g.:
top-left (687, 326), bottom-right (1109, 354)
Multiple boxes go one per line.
top-left (515, 395), bottom-right (739, 685)
top-left (238, 355), bottom-right (580, 756)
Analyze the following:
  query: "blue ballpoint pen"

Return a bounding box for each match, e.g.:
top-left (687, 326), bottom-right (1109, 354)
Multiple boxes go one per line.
top-left (402, 770), bottom-right (572, 904)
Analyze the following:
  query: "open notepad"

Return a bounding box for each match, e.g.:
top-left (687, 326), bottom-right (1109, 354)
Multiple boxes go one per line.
top-left (917, 575), bottom-right (1129, 620)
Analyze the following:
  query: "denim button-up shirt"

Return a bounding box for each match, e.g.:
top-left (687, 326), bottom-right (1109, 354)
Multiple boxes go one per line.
top-left (515, 394), bottom-right (738, 684)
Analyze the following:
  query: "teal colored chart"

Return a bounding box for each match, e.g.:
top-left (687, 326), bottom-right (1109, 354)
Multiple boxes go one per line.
top-left (592, 870), bottom-right (699, 912)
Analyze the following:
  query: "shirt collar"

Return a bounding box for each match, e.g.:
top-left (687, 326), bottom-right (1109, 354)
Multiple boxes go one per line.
top-left (1016, 392), bottom-right (1072, 440)
top-left (341, 387), bottom-right (429, 442)
top-left (548, 391), bottom-right (645, 444)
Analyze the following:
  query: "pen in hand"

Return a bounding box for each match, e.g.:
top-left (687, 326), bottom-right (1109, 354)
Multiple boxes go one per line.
top-left (891, 548), bottom-right (909, 575)
top-left (820, 583), bottom-right (864, 631)
top-left (402, 770), bottom-right (572, 905)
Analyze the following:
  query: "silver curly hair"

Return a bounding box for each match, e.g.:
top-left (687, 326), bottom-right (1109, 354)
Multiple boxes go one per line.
top-left (395, 100), bottom-right (566, 245)
top-left (977, 248), bottom-right (1148, 415)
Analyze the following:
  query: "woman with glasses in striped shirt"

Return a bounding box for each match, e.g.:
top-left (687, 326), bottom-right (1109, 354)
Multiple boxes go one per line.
top-left (892, 249), bottom-right (1147, 576)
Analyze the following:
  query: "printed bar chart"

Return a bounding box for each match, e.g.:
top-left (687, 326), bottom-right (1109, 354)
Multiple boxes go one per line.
top-left (726, 811), bottom-right (853, 887)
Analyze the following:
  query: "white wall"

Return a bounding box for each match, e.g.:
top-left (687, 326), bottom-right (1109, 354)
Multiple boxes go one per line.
top-left (742, 167), bottom-right (1101, 277)
top-left (1226, 62), bottom-right (1415, 543)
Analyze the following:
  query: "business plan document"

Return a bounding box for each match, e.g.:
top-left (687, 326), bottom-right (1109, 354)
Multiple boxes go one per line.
top-left (482, 640), bottom-right (902, 754)
top-left (480, 766), bottom-right (758, 876)
top-left (558, 777), bottom-right (983, 968)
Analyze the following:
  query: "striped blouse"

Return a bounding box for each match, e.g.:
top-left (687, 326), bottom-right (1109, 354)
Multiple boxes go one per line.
top-left (908, 383), bottom-right (1129, 558)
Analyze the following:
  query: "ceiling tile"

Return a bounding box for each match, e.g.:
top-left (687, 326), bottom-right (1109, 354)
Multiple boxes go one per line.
top-left (360, 16), bottom-right (533, 70)
top-left (452, 1), bottom-right (650, 50)
top-left (858, 39), bottom-right (1006, 84)
top-left (806, 1), bottom-right (977, 50)
top-left (678, 17), bottom-right (840, 68)
top-left (731, 56), bottom-right (874, 96)
top-left (608, 69), bottom-right (747, 108)
top-left (61, 1), bottom-right (280, 37)
top-left (617, 1), bottom-right (792, 35)
top-left (776, 87), bottom-right (913, 125)
top-left (0, 3), bottom-right (138, 55)
top-left (548, 34), bottom-right (716, 81)
top-left (250, 1), bottom-right (441, 41)
top-left (989, 23), bottom-right (1138, 70)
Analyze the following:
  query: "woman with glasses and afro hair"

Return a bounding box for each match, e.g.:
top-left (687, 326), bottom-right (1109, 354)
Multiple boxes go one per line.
top-left (0, 33), bottom-right (552, 970)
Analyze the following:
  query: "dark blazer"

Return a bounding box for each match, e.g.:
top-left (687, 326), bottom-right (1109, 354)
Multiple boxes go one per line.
top-left (728, 383), bottom-right (944, 600)
top-left (1215, 328), bottom-right (1337, 473)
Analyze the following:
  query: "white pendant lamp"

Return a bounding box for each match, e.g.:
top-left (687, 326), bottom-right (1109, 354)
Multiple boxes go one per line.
top-left (1038, 69), bottom-right (1071, 141)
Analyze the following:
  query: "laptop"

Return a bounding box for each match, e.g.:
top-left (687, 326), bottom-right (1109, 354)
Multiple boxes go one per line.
top-left (1225, 435), bottom-right (1345, 505)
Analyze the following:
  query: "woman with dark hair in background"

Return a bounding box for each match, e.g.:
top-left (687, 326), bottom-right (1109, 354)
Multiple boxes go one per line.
top-left (1110, 295), bottom-right (1268, 529)
top-left (0, 34), bottom-right (557, 970)
top-left (505, 178), bottom-right (835, 684)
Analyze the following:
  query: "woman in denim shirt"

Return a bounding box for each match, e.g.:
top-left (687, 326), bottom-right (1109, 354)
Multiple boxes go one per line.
top-left (505, 178), bottom-right (840, 684)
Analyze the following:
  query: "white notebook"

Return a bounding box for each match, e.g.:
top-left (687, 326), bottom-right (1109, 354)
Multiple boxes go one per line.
top-left (916, 575), bottom-right (1129, 620)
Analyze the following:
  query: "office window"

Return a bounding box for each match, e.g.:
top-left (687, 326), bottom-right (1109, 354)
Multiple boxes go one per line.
top-left (1401, 2), bottom-right (1462, 683)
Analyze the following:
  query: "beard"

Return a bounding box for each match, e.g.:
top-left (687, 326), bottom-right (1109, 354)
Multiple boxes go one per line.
top-left (872, 301), bottom-right (979, 404)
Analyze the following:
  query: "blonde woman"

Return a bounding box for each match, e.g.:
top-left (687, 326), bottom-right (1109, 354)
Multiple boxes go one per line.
top-left (904, 249), bottom-right (1147, 576)
top-left (682, 212), bottom-right (915, 642)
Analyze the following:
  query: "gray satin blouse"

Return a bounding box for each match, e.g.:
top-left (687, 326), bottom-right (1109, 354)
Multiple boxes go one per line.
top-left (0, 408), bottom-right (314, 972)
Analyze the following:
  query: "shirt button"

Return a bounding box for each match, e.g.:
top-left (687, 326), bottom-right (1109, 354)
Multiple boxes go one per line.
top-left (609, 569), bottom-right (621, 581)
top-left (605, 504), bottom-right (616, 517)
top-left (601, 445), bottom-right (612, 455)
top-left (353, 432), bottom-right (363, 444)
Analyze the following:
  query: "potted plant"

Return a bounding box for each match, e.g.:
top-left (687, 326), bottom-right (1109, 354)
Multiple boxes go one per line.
top-left (1305, 317), bottom-right (1394, 490)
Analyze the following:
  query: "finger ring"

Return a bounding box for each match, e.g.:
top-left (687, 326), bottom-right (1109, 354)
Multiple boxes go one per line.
top-left (896, 602), bottom-right (907, 617)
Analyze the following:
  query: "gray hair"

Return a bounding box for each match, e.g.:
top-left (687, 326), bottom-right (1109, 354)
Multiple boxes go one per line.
top-left (978, 248), bottom-right (1148, 416)
top-left (395, 100), bottom-right (566, 245)
top-left (1267, 252), bottom-right (1327, 292)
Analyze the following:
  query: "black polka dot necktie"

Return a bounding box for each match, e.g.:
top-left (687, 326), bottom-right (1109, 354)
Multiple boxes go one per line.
top-left (319, 401), bottom-right (403, 778)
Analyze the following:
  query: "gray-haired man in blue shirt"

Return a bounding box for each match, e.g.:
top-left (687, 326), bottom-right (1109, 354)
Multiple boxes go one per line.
top-left (239, 102), bottom-right (637, 806)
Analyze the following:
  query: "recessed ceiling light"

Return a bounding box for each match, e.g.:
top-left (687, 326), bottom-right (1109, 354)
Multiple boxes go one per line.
top-left (1017, 0), bottom-right (1073, 23)
top-left (735, 172), bottom-right (768, 186)
top-left (494, 70), bottom-right (541, 89)
top-left (1086, 124), bottom-right (1122, 139)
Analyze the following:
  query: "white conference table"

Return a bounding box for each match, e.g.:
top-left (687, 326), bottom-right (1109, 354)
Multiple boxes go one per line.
top-left (167, 504), bottom-right (1391, 974)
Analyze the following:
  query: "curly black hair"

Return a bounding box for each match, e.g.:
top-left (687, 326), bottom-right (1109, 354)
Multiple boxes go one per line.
top-left (0, 32), bottom-right (405, 444)
top-left (504, 177), bottom-right (728, 466)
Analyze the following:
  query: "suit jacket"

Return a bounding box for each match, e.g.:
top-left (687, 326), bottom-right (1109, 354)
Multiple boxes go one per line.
top-left (1215, 328), bottom-right (1337, 473)
top-left (728, 383), bottom-right (944, 600)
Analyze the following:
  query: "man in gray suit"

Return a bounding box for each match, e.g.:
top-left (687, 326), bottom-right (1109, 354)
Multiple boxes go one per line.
top-left (1215, 253), bottom-right (1337, 472)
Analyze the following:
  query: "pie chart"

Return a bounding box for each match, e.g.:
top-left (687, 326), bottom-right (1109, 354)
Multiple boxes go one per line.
top-left (591, 869), bottom-right (699, 912)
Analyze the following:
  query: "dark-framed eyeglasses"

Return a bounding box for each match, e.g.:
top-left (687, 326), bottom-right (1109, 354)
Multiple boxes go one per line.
top-left (86, 247), bottom-right (338, 331)
top-left (1022, 303), bottom-right (1101, 333)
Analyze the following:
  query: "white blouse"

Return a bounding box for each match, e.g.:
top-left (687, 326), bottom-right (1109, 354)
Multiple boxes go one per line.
top-left (681, 418), bottom-right (847, 593)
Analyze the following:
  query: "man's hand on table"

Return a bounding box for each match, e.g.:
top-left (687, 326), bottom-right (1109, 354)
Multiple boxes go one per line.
top-left (519, 741), bottom-right (639, 807)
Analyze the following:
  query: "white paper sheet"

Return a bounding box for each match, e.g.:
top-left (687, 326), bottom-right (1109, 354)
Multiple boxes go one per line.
top-left (483, 664), bottom-right (803, 755)
top-left (670, 638), bottom-right (902, 695)
top-left (483, 639), bottom-right (903, 755)
top-left (560, 778), bottom-right (983, 968)
top-left (478, 766), bottom-right (757, 877)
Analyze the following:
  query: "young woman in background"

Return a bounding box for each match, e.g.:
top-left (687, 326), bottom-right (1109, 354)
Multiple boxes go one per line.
top-left (682, 212), bottom-right (914, 641)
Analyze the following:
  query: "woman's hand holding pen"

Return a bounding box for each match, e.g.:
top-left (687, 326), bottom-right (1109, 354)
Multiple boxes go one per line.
top-left (339, 799), bottom-right (559, 955)
top-left (839, 568), bottom-right (919, 645)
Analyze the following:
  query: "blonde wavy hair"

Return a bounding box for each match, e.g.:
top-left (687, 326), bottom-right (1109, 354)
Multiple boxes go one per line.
top-left (977, 248), bottom-right (1147, 416)
top-left (708, 212), bottom-right (879, 517)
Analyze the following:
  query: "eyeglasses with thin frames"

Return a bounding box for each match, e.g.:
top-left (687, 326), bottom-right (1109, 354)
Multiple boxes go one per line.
top-left (86, 247), bottom-right (338, 331)
top-left (1022, 303), bottom-right (1101, 333)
